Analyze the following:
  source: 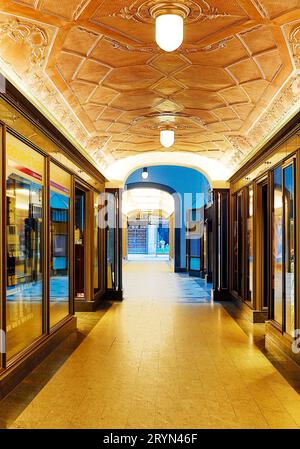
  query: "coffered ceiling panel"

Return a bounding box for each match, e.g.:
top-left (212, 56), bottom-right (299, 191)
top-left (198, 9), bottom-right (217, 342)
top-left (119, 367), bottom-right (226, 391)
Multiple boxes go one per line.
top-left (0, 0), bottom-right (299, 182)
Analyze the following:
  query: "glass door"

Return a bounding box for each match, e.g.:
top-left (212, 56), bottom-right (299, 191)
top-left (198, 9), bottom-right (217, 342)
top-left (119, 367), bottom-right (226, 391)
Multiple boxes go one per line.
top-left (6, 133), bottom-right (45, 360)
top-left (271, 161), bottom-right (295, 335)
top-left (75, 186), bottom-right (86, 299)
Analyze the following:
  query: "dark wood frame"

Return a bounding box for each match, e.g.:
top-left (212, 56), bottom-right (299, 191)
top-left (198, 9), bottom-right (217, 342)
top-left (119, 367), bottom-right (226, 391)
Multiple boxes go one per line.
top-left (4, 128), bottom-right (76, 370)
top-left (105, 188), bottom-right (123, 301)
top-left (212, 189), bottom-right (230, 300)
top-left (270, 157), bottom-right (296, 336)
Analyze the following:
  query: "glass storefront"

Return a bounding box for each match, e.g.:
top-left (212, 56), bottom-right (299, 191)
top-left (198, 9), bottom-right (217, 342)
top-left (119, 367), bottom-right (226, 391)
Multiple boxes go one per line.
top-left (247, 186), bottom-right (254, 303)
top-left (6, 134), bottom-right (45, 359)
top-left (94, 191), bottom-right (100, 293)
top-left (273, 166), bottom-right (283, 325)
top-left (107, 192), bottom-right (117, 290)
top-left (233, 192), bottom-right (243, 297)
top-left (50, 162), bottom-right (71, 328)
top-left (75, 187), bottom-right (85, 298)
top-left (284, 164), bottom-right (295, 336)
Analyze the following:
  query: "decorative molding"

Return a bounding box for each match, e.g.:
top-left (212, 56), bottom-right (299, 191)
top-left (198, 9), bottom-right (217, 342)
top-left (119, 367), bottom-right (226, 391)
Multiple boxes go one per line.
top-left (106, 37), bottom-right (156, 53)
top-left (250, 0), bottom-right (269, 19)
top-left (0, 19), bottom-right (48, 68)
top-left (289, 24), bottom-right (300, 68)
top-left (73, 0), bottom-right (91, 20)
top-left (109, 0), bottom-right (232, 24)
top-left (107, 35), bottom-right (233, 55)
top-left (182, 37), bottom-right (233, 54)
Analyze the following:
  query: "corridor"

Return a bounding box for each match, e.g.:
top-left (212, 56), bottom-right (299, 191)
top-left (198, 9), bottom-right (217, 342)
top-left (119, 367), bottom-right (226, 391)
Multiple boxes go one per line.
top-left (6, 261), bottom-right (300, 429)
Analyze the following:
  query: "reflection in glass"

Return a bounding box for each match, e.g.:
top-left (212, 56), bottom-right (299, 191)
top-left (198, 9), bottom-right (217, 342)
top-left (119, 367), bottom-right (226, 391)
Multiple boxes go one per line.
top-left (50, 188), bottom-right (70, 328)
top-left (6, 157), bottom-right (44, 359)
top-left (107, 193), bottom-right (116, 289)
top-left (75, 188), bottom-right (85, 298)
top-left (233, 193), bottom-right (243, 296)
top-left (247, 186), bottom-right (254, 302)
top-left (273, 167), bottom-right (283, 325)
top-left (94, 191), bottom-right (100, 293)
top-left (284, 165), bottom-right (295, 336)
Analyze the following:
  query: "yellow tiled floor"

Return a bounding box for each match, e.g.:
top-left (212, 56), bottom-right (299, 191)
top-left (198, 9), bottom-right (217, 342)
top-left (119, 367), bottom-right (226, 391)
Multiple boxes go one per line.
top-left (9, 261), bottom-right (300, 428)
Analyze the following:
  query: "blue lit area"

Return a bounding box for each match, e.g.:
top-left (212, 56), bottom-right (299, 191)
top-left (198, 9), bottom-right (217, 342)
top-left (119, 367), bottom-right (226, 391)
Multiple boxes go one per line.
top-left (126, 166), bottom-right (211, 268)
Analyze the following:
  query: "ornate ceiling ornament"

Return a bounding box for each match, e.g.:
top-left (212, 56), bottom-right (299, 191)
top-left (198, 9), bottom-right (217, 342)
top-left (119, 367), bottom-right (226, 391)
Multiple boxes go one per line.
top-left (109, 0), bottom-right (232, 24)
top-left (0, 19), bottom-right (48, 68)
top-left (290, 25), bottom-right (300, 68)
top-left (107, 37), bottom-right (156, 53)
top-left (182, 36), bottom-right (233, 54)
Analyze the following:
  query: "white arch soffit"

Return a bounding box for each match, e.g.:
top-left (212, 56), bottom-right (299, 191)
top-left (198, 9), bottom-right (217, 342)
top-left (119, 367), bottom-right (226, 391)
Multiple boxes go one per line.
top-left (122, 188), bottom-right (175, 217)
top-left (104, 152), bottom-right (231, 187)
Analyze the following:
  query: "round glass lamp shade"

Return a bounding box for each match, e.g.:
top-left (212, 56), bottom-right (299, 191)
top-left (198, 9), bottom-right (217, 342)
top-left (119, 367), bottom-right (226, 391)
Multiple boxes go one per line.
top-left (160, 130), bottom-right (175, 148)
top-left (155, 14), bottom-right (183, 52)
top-left (142, 168), bottom-right (149, 179)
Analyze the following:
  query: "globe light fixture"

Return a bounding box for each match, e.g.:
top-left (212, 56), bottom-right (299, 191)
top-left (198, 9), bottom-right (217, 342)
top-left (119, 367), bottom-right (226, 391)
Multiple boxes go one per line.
top-left (151, 4), bottom-right (189, 52)
top-left (160, 129), bottom-right (175, 148)
top-left (142, 167), bottom-right (149, 180)
top-left (155, 14), bottom-right (183, 52)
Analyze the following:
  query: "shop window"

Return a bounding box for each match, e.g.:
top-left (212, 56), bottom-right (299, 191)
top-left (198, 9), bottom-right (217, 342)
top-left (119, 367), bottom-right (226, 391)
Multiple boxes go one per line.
top-left (247, 186), bottom-right (254, 303)
top-left (107, 192), bottom-right (117, 289)
top-left (272, 167), bottom-right (283, 326)
top-left (232, 192), bottom-right (243, 297)
top-left (75, 187), bottom-right (85, 298)
top-left (50, 162), bottom-right (71, 328)
top-left (94, 191), bottom-right (100, 293)
top-left (283, 164), bottom-right (295, 336)
top-left (6, 134), bottom-right (44, 359)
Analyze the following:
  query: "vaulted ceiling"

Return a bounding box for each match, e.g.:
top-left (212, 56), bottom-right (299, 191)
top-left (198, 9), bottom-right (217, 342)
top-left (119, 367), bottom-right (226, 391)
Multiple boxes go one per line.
top-left (0, 0), bottom-right (299, 183)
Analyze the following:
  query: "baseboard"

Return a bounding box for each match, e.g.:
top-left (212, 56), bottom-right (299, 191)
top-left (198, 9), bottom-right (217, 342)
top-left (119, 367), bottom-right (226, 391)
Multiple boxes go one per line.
top-left (230, 294), bottom-right (268, 323)
top-left (0, 316), bottom-right (77, 400)
top-left (103, 289), bottom-right (123, 301)
top-left (265, 321), bottom-right (300, 366)
top-left (211, 288), bottom-right (231, 301)
top-left (188, 270), bottom-right (201, 278)
top-left (205, 273), bottom-right (213, 283)
top-left (75, 291), bottom-right (105, 312)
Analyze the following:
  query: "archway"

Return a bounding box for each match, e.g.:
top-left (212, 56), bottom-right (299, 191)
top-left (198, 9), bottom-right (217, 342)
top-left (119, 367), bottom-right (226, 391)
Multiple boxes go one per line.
top-left (105, 151), bottom-right (230, 189)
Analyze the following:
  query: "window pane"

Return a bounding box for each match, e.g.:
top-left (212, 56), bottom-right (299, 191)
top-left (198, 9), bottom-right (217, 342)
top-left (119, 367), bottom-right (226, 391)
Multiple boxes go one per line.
top-left (107, 193), bottom-right (116, 289)
top-left (284, 165), bottom-right (295, 336)
top-left (247, 186), bottom-right (254, 302)
top-left (50, 163), bottom-right (71, 328)
top-left (94, 191), bottom-right (100, 292)
top-left (6, 133), bottom-right (44, 359)
top-left (273, 167), bottom-right (283, 325)
top-left (75, 188), bottom-right (85, 298)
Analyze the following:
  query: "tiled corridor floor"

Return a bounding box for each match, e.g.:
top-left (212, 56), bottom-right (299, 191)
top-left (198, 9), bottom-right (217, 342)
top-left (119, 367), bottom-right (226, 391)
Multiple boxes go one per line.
top-left (5, 261), bottom-right (300, 428)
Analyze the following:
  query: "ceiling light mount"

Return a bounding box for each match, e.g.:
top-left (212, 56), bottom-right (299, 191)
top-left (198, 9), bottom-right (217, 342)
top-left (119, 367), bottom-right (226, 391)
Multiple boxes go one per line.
top-left (151, 3), bottom-right (190, 52)
top-left (150, 3), bottom-right (190, 20)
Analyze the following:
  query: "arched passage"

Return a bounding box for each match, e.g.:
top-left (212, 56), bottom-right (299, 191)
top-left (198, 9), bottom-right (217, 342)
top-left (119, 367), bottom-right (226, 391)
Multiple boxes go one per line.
top-left (105, 151), bottom-right (230, 189)
top-left (125, 182), bottom-right (181, 270)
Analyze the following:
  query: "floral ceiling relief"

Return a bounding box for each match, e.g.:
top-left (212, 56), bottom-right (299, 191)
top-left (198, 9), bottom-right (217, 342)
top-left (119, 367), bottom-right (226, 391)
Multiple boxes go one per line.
top-left (0, 1), bottom-right (299, 180)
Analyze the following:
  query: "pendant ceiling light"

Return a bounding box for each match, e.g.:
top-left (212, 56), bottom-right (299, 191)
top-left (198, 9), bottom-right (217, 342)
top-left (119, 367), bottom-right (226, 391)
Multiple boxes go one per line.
top-left (160, 129), bottom-right (175, 148)
top-left (155, 14), bottom-right (183, 52)
top-left (151, 4), bottom-right (189, 52)
top-left (142, 167), bottom-right (149, 179)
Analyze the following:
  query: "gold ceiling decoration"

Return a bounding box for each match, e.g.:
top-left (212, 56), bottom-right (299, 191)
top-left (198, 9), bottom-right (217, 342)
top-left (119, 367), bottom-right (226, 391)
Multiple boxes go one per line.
top-left (108, 0), bottom-right (232, 24)
top-left (0, 0), bottom-right (299, 179)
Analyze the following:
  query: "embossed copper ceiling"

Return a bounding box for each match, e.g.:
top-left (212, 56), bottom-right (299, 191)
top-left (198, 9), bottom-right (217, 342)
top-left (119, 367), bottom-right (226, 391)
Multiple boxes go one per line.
top-left (0, 0), bottom-right (300, 182)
